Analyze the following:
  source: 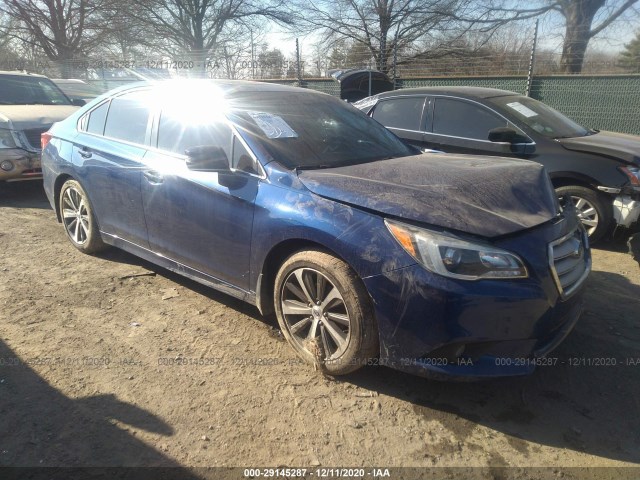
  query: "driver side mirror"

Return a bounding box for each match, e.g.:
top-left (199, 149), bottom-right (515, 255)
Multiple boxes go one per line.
top-left (185, 145), bottom-right (230, 172)
top-left (488, 127), bottom-right (535, 154)
top-left (71, 98), bottom-right (86, 107)
top-left (488, 127), bottom-right (529, 144)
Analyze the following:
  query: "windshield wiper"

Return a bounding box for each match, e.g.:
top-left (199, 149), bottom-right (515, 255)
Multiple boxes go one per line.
top-left (296, 164), bottom-right (336, 171)
top-left (297, 155), bottom-right (401, 171)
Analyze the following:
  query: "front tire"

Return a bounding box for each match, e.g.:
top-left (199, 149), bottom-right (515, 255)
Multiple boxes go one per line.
top-left (59, 179), bottom-right (107, 254)
top-left (556, 185), bottom-right (611, 243)
top-left (274, 250), bottom-right (379, 375)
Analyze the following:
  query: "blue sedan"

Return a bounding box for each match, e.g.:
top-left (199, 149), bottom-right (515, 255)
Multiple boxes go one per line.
top-left (41, 80), bottom-right (590, 379)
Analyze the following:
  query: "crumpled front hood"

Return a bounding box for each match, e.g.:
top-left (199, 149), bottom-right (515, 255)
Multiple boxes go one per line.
top-left (298, 154), bottom-right (558, 238)
top-left (0, 105), bottom-right (79, 130)
top-left (557, 131), bottom-right (640, 165)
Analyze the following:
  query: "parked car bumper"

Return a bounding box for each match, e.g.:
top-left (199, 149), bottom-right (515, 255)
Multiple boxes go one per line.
top-left (0, 148), bottom-right (42, 181)
top-left (363, 215), bottom-right (589, 380)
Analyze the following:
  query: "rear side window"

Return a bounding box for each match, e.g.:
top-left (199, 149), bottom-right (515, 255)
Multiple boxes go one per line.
top-left (157, 109), bottom-right (232, 158)
top-left (86, 101), bottom-right (109, 135)
top-left (103, 91), bottom-right (151, 144)
top-left (433, 98), bottom-right (507, 140)
top-left (373, 97), bottom-right (425, 131)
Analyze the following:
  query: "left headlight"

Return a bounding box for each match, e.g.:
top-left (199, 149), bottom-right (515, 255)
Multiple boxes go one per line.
top-left (385, 219), bottom-right (528, 280)
top-left (0, 129), bottom-right (17, 149)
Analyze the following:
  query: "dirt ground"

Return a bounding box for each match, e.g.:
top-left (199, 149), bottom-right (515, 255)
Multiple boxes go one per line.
top-left (1, 181), bottom-right (639, 478)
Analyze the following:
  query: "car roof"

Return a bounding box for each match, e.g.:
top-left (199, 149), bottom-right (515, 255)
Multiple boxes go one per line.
top-left (0, 70), bottom-right (49, 78)
top-left (375, 86), bottom-right (519, 99)
top-left (52, 79), bottom-right (88, 84)
top-left (115, 79), bottom-right (329, 97)
top-left (329, 68), bottom-right (391, 81)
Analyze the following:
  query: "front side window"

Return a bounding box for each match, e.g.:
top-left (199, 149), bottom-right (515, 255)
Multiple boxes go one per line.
top-left (433, 98), bottom-right (507, 140)
top-left (372, 97), bottom-right (426, 131)
top-left (232, 135), bottom-right (259, 175)
top-left (103, 91), bottom-right (152, 145)
top-left (157, 108), bottom-right (232, 159)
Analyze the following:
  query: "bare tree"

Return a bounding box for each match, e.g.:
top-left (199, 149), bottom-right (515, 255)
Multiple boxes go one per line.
top-left (289, 0), bottom-right (488, 74)
top-left (473, 1), bottom-right (639, 73)
top-left (217, 37), bottom-right (252, 79)
top-left (0, 0), bottom-right (109, 77)
top-left (555, 0), bottom-right (638, 73)
top-left (124, 0), bottom-right (291, 75)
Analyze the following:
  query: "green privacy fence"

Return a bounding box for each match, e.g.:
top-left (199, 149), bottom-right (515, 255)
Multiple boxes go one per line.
top-left (264, 75), bottom-right (640, 136)
top-left (529, 76), bottom-right (640, 135)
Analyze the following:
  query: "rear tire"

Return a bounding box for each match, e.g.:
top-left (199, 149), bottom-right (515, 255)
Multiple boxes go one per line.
top-left (556, 185), bottom-right (611, 243)
top-left (59, 179), bottom-right (108, 254)
top-left (274, 249), bottom-right (379, 375)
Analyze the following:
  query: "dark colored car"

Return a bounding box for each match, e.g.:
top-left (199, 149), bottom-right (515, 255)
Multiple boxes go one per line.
top-left (0, 71), bottom-right (80, 182)
top-left (41, 80), bottom-right (590, 379)
top-left (329, 69), bottom-right (394, 103)
top-left (355, 87), bottom-right (640, 241)
top-left (52, 79), bottom-right (103, 103)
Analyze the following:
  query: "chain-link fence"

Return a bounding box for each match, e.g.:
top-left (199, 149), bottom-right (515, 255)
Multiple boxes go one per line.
top-left (2, 37), bottom-right (640, 135)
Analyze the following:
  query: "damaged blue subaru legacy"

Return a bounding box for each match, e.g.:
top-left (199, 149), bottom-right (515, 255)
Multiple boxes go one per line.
top-left (41, 81), bottom-right (590, 379)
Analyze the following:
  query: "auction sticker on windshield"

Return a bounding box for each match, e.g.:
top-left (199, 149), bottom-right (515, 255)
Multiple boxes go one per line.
top-left (506, 102), bottom-right (538, 118)
top-left (248, 111), bottom-right (298, 139)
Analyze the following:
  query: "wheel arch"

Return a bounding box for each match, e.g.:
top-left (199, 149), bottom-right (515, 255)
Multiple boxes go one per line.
top-left (549, 172), bottom-right (602, 191)
top-left (53, 173), bottom-right (75, 223)
top-left (255, 238), bottom-right (353, 317)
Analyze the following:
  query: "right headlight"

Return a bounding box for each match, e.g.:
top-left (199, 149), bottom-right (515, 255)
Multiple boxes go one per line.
top-left (618, 166), bottom-right (640, 187)
top-left (0, 129), bottom-right (17, 149)
top-left (385, 219), bottom-right (528, 280)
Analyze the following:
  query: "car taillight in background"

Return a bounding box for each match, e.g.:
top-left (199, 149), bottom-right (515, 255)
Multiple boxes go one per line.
top-left (41, 132), bottom-right (52, 150)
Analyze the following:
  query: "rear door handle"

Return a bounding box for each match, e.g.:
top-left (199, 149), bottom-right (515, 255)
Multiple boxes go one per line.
top-left (78, 147), bottom-right (92, 159)
top-left (143, 170), bottom-right (164, 184)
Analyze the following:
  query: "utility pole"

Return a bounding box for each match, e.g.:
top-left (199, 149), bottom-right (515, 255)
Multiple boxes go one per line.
top-left (526, 19), bottom-right (539, 97)
top-left (392, 31), bottom-right (399, 90)
top-left (296, 38), bottom-right (303, 85)
top-left (250, 30), bottom-right (255, 79)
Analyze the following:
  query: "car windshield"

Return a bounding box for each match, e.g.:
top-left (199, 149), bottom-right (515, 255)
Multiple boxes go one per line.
top-left (227, 91), bottom-right (414, 169)
top-left (492, 95), bottom-right (590, 139)
top-left (0, 75), bottom-right (72, 106)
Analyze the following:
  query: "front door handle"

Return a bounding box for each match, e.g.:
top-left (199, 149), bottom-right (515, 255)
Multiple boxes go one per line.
top-left (78, 147), bottom-right (92, 159)
top-left (143, 170), bottom-right (164, 184)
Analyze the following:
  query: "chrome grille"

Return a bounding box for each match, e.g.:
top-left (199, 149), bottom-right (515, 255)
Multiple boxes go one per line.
top-left (549, 228), bottom-right (591, 298)
top-left (23, 127), bottom-right (50, 149)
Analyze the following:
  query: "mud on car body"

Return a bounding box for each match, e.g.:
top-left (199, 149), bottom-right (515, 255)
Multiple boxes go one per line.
top-left (41, 80), bottom-right (590, 379)
top-left (0, 71), bottom-right (80, 182)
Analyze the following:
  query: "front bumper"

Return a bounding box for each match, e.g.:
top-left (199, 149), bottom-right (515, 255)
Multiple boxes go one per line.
top-left (0, 148), bottom-right (42, 181)
top-left (363, 214), bottom-right (589, 380)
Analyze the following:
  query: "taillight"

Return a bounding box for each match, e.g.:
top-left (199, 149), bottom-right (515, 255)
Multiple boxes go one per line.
top-left (41, 132), bottom-right (52, 150)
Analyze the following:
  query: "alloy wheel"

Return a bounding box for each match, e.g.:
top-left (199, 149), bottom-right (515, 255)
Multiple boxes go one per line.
top-left (570, 195), bottom-right (599, 236)
top-left (62, 186), bottom-right (90, 245)
top-left (280, 267), bottom-right (351, 360)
